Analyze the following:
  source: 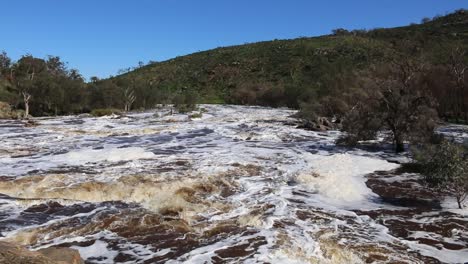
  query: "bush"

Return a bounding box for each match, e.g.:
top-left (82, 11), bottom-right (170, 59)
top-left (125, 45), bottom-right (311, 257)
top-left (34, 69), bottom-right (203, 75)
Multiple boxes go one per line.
top-left (11, 110), bottom-right (25, 119)
top-left (174, 104), bottom-right (197, 114)
top-left (189, 112), bottom-right (203, 119)
top-left (0, 102), bottom-right (26, 119)
top-left (336, 134), bottom-right (359, 146)
top-left (296, 101), bottom-right (319, 122)
top-left (90, 108), bottom-right (122, 117)
top-left (0, 101), bottom-right (12, 119)
top-left (414, 140), bottom-right (468, 209)
top-left (173, 91), bottom-right (198, 113)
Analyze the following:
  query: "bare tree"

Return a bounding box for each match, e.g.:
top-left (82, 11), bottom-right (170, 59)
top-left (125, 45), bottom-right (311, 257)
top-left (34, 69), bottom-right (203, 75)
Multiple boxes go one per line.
top-left (123, 86), bottom-right (136, 112)
top-left (448, 46), bottom-right (467, 122)
top-left (16, 64), bottom-right (35, 119)
top-left (22, 91), bottom-right (32, 118)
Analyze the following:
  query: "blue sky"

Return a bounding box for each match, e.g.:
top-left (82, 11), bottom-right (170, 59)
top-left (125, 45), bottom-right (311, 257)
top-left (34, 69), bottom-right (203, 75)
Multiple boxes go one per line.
top-left (2, 0), bottom-right (466, 79)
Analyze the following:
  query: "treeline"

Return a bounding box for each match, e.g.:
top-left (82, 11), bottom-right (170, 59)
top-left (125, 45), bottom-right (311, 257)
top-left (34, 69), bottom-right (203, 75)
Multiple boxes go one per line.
top-left (0, 53), bottom-right (87, 117)
top-left (0, 52), bottom-right (203, 117)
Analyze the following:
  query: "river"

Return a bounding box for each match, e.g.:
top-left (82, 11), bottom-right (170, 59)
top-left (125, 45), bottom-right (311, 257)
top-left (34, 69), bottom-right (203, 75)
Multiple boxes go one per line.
top-left (0, 105), bottom-right (466, 263)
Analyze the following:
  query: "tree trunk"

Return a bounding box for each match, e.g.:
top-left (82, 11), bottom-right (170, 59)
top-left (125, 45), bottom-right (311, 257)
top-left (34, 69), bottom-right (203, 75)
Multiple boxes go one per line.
top-left (456, 196), bottom-right (463, 209)
top-left (395, 136), bottom-right (404, 153)
top-left (22, 92), bottom-right (32, 119)
top-left (24, 101), bottom-right (29, 119)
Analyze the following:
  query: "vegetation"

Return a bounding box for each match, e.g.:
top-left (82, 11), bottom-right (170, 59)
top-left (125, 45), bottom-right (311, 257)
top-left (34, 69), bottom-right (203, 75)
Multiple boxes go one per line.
top-left (173, 91), bottom-right (199, 113)
top-left (413, 140), bottom-right (468, 209)
top-left (90, 108), bottom-right (122, 117)
top-left (334, 53), bottom-right (439, 152)
top-left (112, 9), bottom-right (467, 118)
top-left (189, 112), bottom-right (203, 119)
top-left (0, 9), bottom-right (466, 122)
top-left (0, 53), bottom-right (86, 118)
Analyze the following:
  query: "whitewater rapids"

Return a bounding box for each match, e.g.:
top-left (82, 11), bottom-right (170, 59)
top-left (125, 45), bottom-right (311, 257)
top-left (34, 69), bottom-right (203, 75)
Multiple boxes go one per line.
top-left (0, 105), bottom-right (466, 263)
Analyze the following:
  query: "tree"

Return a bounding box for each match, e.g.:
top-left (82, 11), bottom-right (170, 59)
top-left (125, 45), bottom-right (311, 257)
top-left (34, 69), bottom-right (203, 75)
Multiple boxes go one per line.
top-left (339, 55), bottom-right (438, 152)
top-left (91, 80), bottom-right (122, 109)
top-left (12, 55), bottom-right (47, 118)
top-left (123, 86), bottom-right (136, 112)
top-left (447, 46), bottom-right (467, 122)
top-left (421, 17), bottom-right (432, 24)
top-left (414, 140), bottom-right (468, 209)
top-left (90, 76), bottom-right (100, 83)
top-left (331, 28), bottom-right (350, 36)
top-left (0, 51), bottom-right (11, 77)
top-left (46, 55), bottom-right (66, 76)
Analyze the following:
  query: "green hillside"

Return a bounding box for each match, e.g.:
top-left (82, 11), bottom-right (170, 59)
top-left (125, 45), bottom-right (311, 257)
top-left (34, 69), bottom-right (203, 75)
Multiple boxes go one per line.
top-left (111, 9), bottom-right (467, 107)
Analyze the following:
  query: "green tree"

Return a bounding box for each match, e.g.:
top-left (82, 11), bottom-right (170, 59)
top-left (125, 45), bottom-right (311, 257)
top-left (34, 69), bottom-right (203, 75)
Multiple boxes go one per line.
top-left (414, 140), bottom-right (468, 209)
top-left (12, 55), bottom-right (48, 118)
top-left (0, 51), bottom-right (11, 77)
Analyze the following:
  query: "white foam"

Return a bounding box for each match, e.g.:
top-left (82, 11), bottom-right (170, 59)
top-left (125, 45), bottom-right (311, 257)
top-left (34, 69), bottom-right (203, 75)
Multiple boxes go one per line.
top-left (72, 240), bottom-right (117, 263)
top-left (296, 153), bottom-right (399, 203)
top-left (441, 197), bottom-right (468, 215)
top-left (52, 147), bottom-right (156, 165)
top-left (402, 239), bottom-right (468, 263)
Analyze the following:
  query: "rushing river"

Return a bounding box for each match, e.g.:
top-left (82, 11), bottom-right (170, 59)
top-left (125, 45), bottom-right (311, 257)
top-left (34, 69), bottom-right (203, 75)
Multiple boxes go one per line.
top-left (0, 105), bottom-right (466, 263)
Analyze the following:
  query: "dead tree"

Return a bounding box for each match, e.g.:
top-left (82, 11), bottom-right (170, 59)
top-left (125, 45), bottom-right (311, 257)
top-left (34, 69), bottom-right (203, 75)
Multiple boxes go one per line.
top-left (123, 87), bottom-right (136, 112)
top-left (22, 91), bottom-right (31, 118)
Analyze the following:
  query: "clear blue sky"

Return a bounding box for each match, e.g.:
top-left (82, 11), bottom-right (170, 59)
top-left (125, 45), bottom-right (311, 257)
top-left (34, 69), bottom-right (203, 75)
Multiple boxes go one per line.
top-left (2, 0), bottom-right (466, 79)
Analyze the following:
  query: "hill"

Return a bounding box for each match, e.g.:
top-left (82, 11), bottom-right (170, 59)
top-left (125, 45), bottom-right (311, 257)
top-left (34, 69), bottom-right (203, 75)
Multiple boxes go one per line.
top-left (109, 9), bottom-right (467, 108)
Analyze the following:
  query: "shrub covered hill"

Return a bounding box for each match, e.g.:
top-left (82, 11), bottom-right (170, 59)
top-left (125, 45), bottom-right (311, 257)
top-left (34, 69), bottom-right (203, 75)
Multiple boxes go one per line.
top-left (111, 9), bottom-right (467, 110)
top-left (0, 10), bottom-right (467, 119)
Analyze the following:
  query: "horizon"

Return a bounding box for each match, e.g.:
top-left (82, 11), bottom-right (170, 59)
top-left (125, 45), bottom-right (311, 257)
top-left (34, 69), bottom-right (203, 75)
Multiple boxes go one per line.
top-left (3, 0), bottom-right (466, 80)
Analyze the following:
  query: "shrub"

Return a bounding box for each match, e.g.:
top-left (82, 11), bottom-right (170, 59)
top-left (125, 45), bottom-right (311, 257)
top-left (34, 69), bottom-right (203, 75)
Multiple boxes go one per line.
top-left (174, 104), bottom-right (197, 114)
top-left (296, 101), bottom-right (319, 122)
top-left (414, 140), bottom-right (468, 209)
top-left (90, 108), bottom-right (122, 117)
top-left (0, 101), bottom-right (12, 119)
top-left (335, 134), bottom-right (360, 147)
top-left (11, 110), bottom-right (25, 119)
top-left (173, 91), bottom-right (198, 113)
top-left (189, 112), bottom-right (203, 119)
